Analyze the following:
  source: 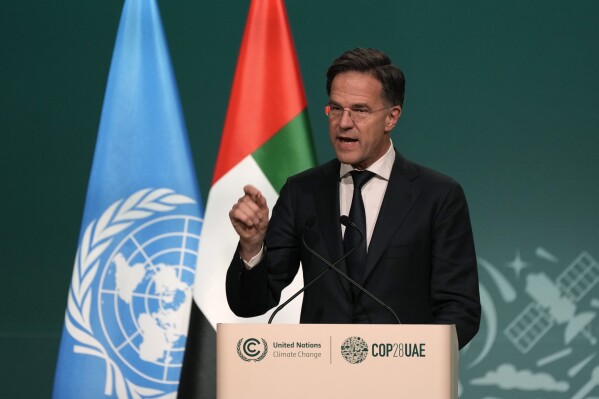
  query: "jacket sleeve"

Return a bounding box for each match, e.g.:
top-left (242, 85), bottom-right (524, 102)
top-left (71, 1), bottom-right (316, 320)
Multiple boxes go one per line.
top-left (429, 182), bottom-right (481, 349)
top-left (225, 180), bottom-right (302, 317)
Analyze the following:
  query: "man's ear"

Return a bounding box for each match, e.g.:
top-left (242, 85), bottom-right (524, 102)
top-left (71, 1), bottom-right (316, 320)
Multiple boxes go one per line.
top-left (384, 106), bottom-right (402, 132)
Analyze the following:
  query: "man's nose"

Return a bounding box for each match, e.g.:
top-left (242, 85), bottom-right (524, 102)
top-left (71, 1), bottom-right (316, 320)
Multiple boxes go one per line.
top-left (339, 109), bottom-right (354, 128)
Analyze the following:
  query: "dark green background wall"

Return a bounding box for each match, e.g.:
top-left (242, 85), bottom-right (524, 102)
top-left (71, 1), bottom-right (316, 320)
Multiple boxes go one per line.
top-left (2, 0), bottom-right (598, 397)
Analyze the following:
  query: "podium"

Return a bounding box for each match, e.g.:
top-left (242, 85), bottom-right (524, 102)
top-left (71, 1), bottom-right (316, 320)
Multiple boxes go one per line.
top-left (216, 323), bottom-right (458, 398)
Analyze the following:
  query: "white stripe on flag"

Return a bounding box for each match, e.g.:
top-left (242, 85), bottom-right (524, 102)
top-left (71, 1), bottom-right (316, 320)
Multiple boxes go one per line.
top-left (194, 155), bottom-right (303, 328)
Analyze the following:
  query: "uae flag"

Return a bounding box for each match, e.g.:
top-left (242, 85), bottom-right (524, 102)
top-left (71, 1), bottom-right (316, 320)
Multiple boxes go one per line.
top-left (178, 0), bottom-right (316, 396)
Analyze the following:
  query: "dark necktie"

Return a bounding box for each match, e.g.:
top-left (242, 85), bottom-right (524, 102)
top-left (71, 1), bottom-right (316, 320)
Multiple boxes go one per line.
top-left (344, 170), bottom-right (375, 284)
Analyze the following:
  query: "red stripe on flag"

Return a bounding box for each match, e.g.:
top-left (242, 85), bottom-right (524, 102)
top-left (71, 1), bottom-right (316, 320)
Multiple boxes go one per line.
top-left (212, 0), bottom-right (308, 185)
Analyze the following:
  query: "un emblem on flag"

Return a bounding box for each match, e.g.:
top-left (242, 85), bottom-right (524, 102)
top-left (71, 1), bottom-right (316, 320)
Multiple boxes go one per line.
top-left (99, 214), bottom-right (201, 383)
top-left (65, 188), bottom-right (202, 397)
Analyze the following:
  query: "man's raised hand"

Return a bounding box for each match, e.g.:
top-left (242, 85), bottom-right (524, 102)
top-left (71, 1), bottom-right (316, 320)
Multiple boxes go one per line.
top-left (229, 185), bottom-right (269, 260)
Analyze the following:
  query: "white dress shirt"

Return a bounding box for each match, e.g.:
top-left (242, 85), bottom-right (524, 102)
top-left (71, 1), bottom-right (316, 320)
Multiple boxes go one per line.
top-left (339, 141), bottom-right (395, 249)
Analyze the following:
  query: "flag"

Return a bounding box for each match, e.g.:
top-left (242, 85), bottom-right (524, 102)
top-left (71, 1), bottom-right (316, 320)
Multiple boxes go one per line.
top-left (178, 2), bottom-right (316, 395)
top-left (194, 0), bottom-right (317, 329)
top-left (52, 0), bottom-right (203, 397)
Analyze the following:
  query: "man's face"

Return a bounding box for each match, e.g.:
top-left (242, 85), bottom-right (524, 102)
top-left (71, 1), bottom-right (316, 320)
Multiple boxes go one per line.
top-left (328, 71), bottom-right (401, 169)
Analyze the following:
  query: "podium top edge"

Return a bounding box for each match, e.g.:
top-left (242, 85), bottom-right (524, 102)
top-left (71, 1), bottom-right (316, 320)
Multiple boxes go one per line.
top-left (216, 323), bottom-right (456, 329)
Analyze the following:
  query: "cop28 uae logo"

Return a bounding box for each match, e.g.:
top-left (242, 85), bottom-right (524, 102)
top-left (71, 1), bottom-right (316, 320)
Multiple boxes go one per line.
top-left (237, 338), bottom-right (268, 362)
top-left (341, 336), bottom-right (369, 364)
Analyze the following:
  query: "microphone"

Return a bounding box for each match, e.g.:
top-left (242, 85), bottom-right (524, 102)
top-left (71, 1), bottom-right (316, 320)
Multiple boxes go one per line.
top-left (339, 215), bottom-right (352, 228)
top-left (268, 217), bottom-right (362, 323)
top-left (326, 216), bottom-right (401, 324)
top-left (268, 217), bottom-right (401, 324)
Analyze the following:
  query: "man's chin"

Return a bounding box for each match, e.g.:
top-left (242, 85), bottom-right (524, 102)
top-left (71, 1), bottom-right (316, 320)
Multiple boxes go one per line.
top-left (334, 147), bottom-right (356, 161)
top-left (335, 154), bottom-right (355, 165)
top-left (335, 154), bottom-right (366, 168)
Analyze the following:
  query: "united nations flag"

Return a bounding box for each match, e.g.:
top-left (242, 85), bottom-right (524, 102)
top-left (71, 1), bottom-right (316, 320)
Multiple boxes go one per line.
top-left (52, 0), bottom-right (203, 397)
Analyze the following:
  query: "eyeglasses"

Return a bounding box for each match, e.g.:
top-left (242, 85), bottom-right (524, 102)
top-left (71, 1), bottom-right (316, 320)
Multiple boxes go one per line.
top-left (324, 105), bottom-right (390, 123)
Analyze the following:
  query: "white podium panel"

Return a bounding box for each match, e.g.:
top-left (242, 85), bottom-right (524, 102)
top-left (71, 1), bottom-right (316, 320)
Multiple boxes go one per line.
top-left (217, 323), bottom-right (458, 399)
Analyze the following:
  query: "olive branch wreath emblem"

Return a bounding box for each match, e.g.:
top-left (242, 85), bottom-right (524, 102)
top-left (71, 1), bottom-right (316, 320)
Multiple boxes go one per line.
top-left (64, 188), bottom-right (195, 399)
top-left (237, 338), bottom-right (269, 362)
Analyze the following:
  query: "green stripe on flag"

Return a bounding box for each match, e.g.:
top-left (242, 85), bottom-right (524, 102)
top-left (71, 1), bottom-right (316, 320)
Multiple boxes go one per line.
top-left (252, 109), bottom-right (317, 192)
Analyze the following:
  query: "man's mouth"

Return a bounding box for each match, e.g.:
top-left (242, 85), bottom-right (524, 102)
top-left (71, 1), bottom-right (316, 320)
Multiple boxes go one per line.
top-left (337, 136), bottom-right (358, 144)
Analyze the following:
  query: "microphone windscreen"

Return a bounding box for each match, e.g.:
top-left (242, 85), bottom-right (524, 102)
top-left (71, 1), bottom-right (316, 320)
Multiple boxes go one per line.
top-left (339, 215), bottom-right (351, 226)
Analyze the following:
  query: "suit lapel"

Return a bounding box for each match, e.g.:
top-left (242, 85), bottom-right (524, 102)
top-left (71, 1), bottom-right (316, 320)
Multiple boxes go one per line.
top-left (363, 152), bottom-right (420, 282)
top-left (313, 161), bottom-right (353, 296)
top-left (311, 154), bottom-right (420, 299)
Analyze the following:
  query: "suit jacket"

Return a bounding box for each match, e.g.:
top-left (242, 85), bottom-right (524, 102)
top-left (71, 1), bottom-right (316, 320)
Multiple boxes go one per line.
top-left (226, 151), bottom-right (481, 349)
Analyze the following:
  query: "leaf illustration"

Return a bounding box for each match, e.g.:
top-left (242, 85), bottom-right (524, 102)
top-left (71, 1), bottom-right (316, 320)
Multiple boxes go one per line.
top-left (161, 194), bottom-right (195, 205)
top-left (82, 290), bottom-right (92, 329)
top-left (83, 239), bottom-right (113, 271)
top-left (142, 188), bottom-right (173, 203)
top-left (94, 201), bottom-right (121, 244)
top-left (79, 223), bottom-right (94, 269)
top-left (119, 209), bottom-right (153, 220)
top-left (114, 188), bottom-right (152, 222)
top-left (137, 202), bottom-right (174, 212)
top-left (93, 223), bottom-right (130, 247)
top-left (73, 345), bottom-right (104, 359)
top-left (65, 315), bottom-right (100, 349)
top-left (71, 256), bottom-right (81, 300)
top-left (80, 260), bottom-right (100, 300)
top-left (127, 380), bottom-right (167, 397)
top-left (67, 294), bottom-right (86, 328)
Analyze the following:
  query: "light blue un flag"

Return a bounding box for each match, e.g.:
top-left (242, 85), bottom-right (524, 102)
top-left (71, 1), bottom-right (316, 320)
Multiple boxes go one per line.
top-left (53, 0), bottom-right (203, 397)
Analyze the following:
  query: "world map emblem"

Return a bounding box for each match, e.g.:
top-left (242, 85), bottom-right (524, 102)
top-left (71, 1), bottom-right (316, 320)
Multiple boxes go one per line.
top-left (99, 215), bottom-right (200, 383)
top-left (65, 188), bottom-right (202, 398)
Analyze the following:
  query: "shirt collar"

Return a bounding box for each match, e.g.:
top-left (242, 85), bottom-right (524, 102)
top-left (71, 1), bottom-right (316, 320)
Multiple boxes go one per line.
top-left (339, 139), bottom-right (395, 181)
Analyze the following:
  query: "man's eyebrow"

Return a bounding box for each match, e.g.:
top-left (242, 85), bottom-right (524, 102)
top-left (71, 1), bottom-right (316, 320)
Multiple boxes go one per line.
top-left (327, 100), bottom-right (371, 109)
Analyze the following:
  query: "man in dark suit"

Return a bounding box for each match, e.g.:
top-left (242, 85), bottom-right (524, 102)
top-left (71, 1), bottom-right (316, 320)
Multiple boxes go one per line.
top-left (226, 48), bottom-right (480, 349)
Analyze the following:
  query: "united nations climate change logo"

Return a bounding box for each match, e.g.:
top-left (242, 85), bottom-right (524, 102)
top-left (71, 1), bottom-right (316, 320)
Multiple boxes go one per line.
top-left (341, 336), bottom-right (369, 364)
top-left (237, 338), bottom-right (268, 362)
top-left (65, 188), bottom-right (201, 398)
